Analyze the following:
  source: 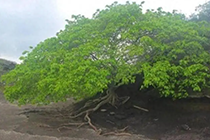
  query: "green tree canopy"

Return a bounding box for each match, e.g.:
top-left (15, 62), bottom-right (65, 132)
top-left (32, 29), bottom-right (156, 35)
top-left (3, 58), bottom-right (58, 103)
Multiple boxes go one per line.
top-left (2, 2), bottom-right (210, 107)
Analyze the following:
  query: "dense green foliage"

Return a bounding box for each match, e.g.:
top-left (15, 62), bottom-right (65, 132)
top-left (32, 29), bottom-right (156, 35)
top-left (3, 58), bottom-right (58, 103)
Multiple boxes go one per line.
top-left (2, 2), bottom-right (210, 105)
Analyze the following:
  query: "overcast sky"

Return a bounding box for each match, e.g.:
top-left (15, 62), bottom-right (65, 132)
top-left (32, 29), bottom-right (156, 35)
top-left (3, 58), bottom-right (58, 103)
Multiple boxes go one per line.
top-left (0, 0), bottom-right (207, 63)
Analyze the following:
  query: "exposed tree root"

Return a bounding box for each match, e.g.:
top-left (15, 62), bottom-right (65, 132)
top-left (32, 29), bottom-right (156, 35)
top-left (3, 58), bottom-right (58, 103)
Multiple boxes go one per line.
top-left (119, 126), bottom-right (129, 132)
top-left (58, 117), bottom-right (131, 136)
top-left (59, 122), bottom-right (88, 127)
top-left (133, 105), bottom-right (149, 112)
top-left (73, 95), bottom-right (108, 116)
top-left (121, 96), bottom-right (130, 104)
top-left (85, 112), bottom-right (102, 135)
top-left (102, 126), bottom-right (131, 136)
top-left (79, 112), bottom-right (130, 136)
top-left (58, 112), bottom-right (102, 134)
top-left (57, 122), bottom-right (88, 132)
top-left (69, 89), bottom-right (119, 119)
top-left (62, 88), bottom-right (132, 135)
top-left (57, 94), bottom-right (148, 135)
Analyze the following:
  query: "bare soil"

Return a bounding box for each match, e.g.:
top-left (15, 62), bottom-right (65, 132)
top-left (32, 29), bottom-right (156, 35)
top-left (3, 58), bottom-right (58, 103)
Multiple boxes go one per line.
top-left (91, 96), bottom-right (210, 140)
top-left (1, 89), bottom-right (210, 140)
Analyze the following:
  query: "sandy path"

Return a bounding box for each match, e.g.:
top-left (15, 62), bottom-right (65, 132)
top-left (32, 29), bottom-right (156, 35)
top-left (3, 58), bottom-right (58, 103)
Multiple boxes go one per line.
top-left (0, 93), bottom-right (89, 140)
top-left (0, 130), bottom-right (89, 140)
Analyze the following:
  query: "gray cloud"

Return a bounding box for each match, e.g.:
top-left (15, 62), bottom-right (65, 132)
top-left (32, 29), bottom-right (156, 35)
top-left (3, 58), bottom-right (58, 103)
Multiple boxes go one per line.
top-left (0, 0), bottom-right (65, 62)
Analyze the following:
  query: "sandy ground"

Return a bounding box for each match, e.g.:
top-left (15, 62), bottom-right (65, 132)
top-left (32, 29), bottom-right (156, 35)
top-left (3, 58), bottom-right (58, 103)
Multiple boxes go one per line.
top-left (0, 91), bottom-right (149, 140)
top-left (2, 88), bottom-right (210, 140)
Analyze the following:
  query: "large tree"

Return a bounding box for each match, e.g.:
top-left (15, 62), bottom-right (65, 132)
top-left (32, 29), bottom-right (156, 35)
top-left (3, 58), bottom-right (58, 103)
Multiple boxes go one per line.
top-left (2, 2), bottom-right (210, 116)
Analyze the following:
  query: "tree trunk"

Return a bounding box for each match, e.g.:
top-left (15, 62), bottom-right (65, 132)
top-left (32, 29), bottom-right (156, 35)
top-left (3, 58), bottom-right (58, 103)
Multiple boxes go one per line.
top-left (106, 86), bottom-right (118, 106)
